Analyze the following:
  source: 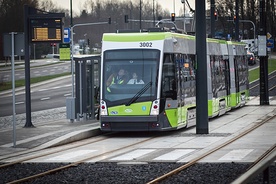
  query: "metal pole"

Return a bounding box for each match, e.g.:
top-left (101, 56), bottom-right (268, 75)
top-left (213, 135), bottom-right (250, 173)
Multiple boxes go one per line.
top-left (173, 0), bottom-right (175, 13)
top-left (235, 0), bottom-right (239, 41)
top-left (210, 0), bottom-right (215, 38)
top-left (252, 21), bottom-right (256, 52)
top-left (79, 61), bottom-right (83, 119)
top-left (140, 0), bottom-right (142, 30)
top-left (196, 0), bottom-right (209, 134)
top-left (227, 19), bottom-right (256, 49)
top-left (24, 5), bottom-right (33, 128)
top-left (182, 0), bottom-right (186, 32)
top-left (70, 26), bottom-right (75, 122)
top-left (240, 20), bottom-right (256, 51)
top-left (184, 0), bottom-right (186, 32)
top-left (33, 43), bottom-right (35, 62)
top-left (70, 0), bottom-right (73, 27)
top-left (259, 0), bottom-right (269, 105)
top-left (153, 0), bottom-right (155, 27)
top-left (70, 0), bottom-right (74, 101)
top-left (11, 32), bottom-right (16, 147)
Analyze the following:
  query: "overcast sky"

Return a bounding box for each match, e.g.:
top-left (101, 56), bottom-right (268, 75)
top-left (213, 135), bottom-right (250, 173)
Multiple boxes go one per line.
top-left (49, 0), bottom-right (195, 16)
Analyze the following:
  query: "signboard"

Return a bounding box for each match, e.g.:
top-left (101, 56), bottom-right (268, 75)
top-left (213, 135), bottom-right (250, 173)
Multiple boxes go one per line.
top-left (267, 39), bottom-right (274, 48)
top-left (3, 33), bottom-right (25, 57)
top-left (63, 28), bottom-right (70, 43)
top-left (59, 43), bottom-right (70, 61)
top-left (267, 32), bottom-right (272, 39)
top-left (258, 35), bottom-right (267, 56)
top-left (29, 18), bottom-right (63, 43)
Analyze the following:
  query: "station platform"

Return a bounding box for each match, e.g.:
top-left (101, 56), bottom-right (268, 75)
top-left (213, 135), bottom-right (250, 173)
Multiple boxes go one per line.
top-left (0, 96), bottom-right (275, 159)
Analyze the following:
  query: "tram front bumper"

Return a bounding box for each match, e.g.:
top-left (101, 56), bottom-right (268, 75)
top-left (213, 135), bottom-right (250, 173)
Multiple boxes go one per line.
top-left (100, 115), bottom-right (160, 131)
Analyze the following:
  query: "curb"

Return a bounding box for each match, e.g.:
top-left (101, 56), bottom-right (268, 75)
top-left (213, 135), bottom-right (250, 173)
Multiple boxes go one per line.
top-left (37, 127), bottom-right (102, 149)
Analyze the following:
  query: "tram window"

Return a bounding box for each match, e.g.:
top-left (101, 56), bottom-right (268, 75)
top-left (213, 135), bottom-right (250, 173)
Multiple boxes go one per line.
top-left (161, 54), bottom-right (177, 99)
top-left (102, 49), bottom-right (160, 103)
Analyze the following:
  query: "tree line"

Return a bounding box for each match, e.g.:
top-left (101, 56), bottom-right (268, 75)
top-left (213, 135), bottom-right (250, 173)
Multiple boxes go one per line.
top-left (212, 0), bottom-right (275, 42)
top-left (0, 0), bottom-right (275, 59)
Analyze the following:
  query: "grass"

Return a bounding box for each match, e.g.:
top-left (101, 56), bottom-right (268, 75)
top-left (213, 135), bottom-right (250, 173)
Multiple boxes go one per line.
top-left (0, 72), bottom-right (70, 92)
top-left (249, 59), bottom-right (276, 82)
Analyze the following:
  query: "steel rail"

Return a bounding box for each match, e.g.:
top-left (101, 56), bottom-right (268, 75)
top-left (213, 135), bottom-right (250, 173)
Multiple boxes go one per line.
top-left (231, 144), bottom-right (276, 184)
top-left (0, 133), bottom-right (110, 169)
top-left (6, 135), bottom-right (159, 184)
top-left (249, 75), bottom-right (276, 90)
top-left (147, 115), bottom-right (275, 184)
top-left (248, 144), bottom-right (276, 170)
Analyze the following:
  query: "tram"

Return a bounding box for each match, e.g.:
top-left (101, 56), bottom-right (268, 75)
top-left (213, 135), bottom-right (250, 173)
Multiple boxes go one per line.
top-left (99, 29), bottom-right (249, 131)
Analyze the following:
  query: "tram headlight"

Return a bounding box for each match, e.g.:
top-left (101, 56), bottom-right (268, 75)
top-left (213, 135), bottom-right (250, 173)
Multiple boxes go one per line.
top-left (100, 100), bottom-right (108, 115)
top-left (150, 100), bottom-right (160, 115)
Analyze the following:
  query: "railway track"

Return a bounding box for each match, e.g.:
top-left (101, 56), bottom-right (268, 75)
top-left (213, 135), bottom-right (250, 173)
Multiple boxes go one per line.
top-left (1, 132), bottom-right (163, 184)
top-left (249, 71), bottom-right (276, 94)
top-left (147, 115), bottom-right (276, 184)
top-left (1, 113), bottom-right (274, 184)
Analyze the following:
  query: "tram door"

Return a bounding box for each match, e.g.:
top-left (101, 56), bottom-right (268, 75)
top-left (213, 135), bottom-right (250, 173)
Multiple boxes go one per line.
top-left (176, 54), bottom-right (184, 125)
top-left (162, 54), bottom-right (179, 125)
top-left (223, 57), bottom-right (231, 108)
top-left (234, 58), bottom-right (240, 104)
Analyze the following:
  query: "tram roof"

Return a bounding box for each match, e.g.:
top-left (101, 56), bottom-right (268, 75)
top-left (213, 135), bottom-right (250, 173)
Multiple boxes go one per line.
top-left (102, 31), bottom-right (195, 42)
top-left (102, 30), bottom-right (232, 46)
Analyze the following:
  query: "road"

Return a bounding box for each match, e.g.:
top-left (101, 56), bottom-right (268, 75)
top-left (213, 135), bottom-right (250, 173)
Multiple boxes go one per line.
top-left (0, 75), bottom-right (72, 117)
top-left (0, 59), bottom-right (72, 117)
top-left (0, 59), bottom-right (70, 82)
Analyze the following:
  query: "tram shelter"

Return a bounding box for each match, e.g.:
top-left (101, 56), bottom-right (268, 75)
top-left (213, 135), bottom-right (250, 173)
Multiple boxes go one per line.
top-left (66, 54), bottom-right (101, 121)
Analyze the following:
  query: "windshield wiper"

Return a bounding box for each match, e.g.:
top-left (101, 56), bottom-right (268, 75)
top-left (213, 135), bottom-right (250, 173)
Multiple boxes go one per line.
top-left (125, 82), bottom-right (153, 106)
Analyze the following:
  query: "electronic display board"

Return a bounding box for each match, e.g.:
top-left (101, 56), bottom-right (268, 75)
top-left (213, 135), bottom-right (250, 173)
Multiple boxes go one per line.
top-left (29, 18), bottom-right (63, 43)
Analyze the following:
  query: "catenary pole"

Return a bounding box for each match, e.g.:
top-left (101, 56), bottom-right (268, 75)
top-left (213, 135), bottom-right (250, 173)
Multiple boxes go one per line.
top-left (24, 5), bottom-right (34, 128)
top-left (210, 0), bottom-right (215, 38)
top-left (235, 0), bottom-right (239, 41)
top-left (259, 0), bottom-right (269, 105)
top-left (196, 0), bottom-right (209, 134)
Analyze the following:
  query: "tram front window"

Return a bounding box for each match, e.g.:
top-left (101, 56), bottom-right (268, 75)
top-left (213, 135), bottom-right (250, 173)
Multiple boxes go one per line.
top-left (102, 49), bottom-right (160, 105)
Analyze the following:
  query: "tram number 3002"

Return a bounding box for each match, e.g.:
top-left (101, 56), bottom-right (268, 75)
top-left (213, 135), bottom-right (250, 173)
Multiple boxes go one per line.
top-left (139, 42), bottom-right (152, 47)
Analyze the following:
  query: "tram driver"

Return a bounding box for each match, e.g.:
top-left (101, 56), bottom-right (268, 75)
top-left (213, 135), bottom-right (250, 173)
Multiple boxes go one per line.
top-left (106, 68), bottom-right (128, 92)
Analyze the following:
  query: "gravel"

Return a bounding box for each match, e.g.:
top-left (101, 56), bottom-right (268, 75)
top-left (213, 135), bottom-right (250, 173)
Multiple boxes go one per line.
top-left (0, 107), bottom-right (66, 129)
top-left (0, 162), bottom-right (275, 184)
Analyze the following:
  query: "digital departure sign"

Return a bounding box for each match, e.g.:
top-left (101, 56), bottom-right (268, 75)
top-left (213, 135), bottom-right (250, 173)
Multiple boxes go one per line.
top-left (29, 18), bottom-right (63, 42)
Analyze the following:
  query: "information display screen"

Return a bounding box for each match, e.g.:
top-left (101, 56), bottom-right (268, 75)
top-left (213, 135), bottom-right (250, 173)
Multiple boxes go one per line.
top-left (30, 18), bottom-right (63, 42)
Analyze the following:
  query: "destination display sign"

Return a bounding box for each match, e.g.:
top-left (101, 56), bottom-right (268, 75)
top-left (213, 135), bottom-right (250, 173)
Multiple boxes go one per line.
top-left (30, 18), bottom-right (63, 42)
top-left (59, 43), bottom-right (71, 61)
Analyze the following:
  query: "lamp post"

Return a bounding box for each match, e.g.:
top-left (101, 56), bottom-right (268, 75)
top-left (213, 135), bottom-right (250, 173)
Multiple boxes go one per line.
top-left (181, 0), bottom-right (186, 32)
top-left (140, 0), bottom-right (142, 29)
top-left (240, 20), bottom-right (256, 52)
top-left (153, 0), bottom-right (155, 27)
top-left (227, 19), bottom-right (256, 52)
top-left (173, 0), bottom-right (175, 14)
top-left (70, 0), bottom-right (73, 27)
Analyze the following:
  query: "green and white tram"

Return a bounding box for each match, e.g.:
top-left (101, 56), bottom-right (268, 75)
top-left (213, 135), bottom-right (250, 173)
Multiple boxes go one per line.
top-left (99, 29), bottom-right (249, 131)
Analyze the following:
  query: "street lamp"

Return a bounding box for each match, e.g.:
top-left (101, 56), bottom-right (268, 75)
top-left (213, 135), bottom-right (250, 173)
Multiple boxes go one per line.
top-left (181, 0), bottom-right (186, 32)
top-left (70, 0), bottom-right (73, 27)
top-left (227, 19), bottom-right (256, 52)
top-left (240, 20), bottom-right (256, 52)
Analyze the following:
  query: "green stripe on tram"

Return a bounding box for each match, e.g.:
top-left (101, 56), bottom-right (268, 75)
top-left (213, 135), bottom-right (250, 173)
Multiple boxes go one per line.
top-left (103, 32), bottom-right (196, 42)
top-left (103, 32), bottom-right (171, 42)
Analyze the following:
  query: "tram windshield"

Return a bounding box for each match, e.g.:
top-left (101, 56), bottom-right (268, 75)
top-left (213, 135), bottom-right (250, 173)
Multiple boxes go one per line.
top-left (102, 49), bottom-right (160, 105)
